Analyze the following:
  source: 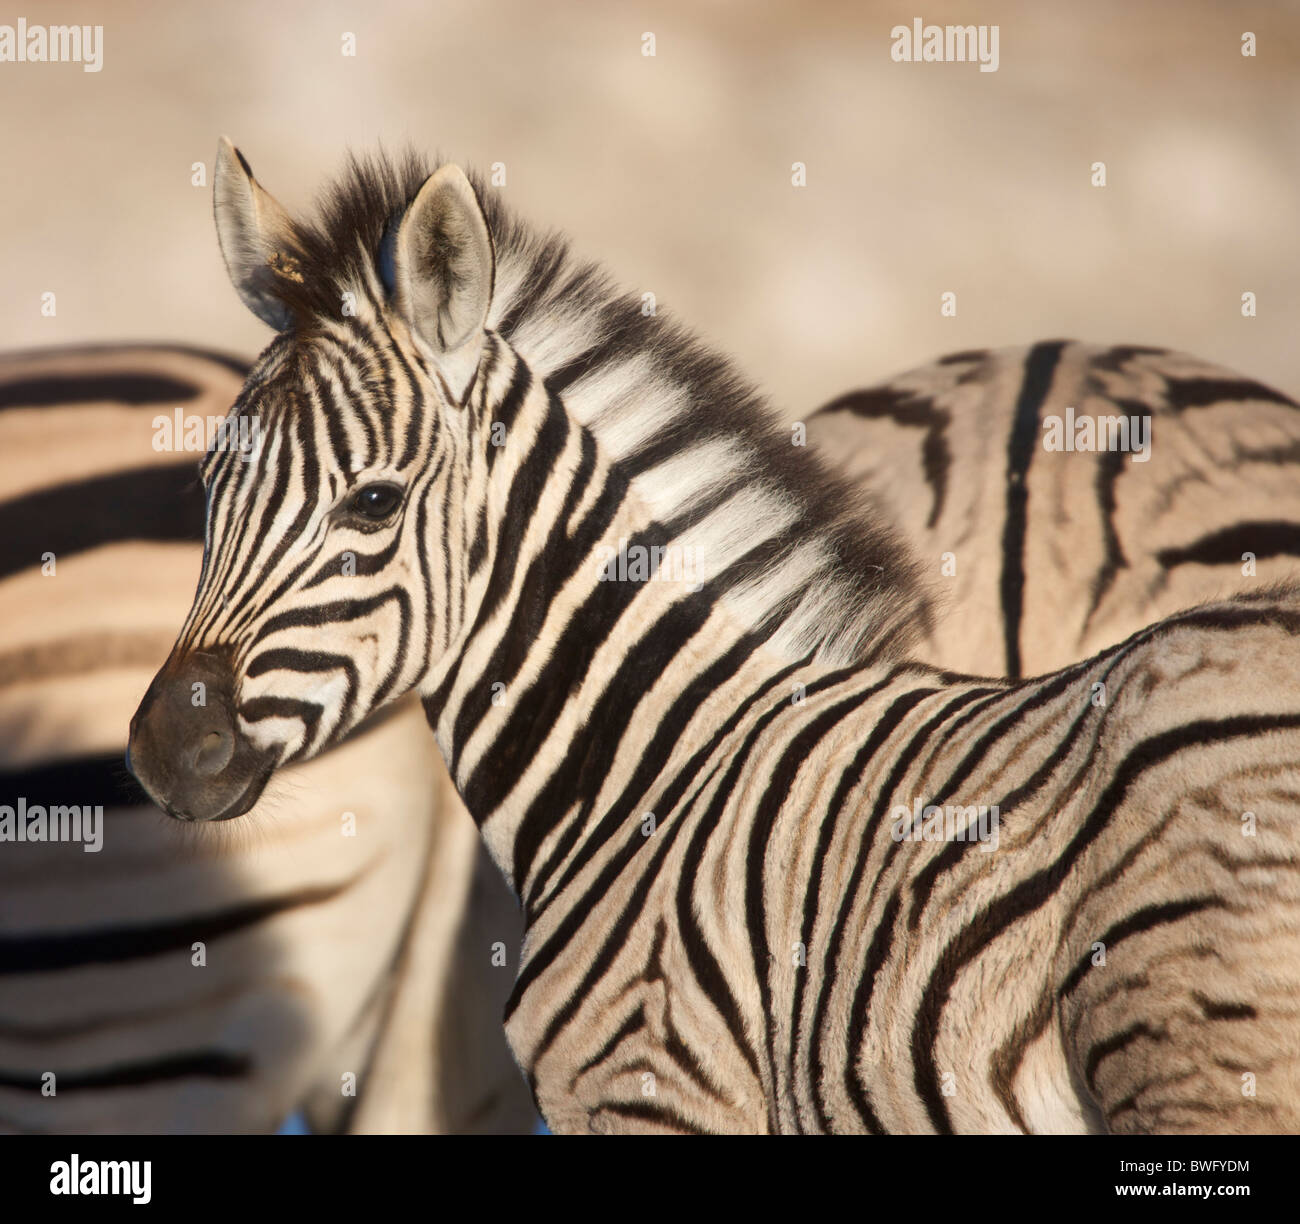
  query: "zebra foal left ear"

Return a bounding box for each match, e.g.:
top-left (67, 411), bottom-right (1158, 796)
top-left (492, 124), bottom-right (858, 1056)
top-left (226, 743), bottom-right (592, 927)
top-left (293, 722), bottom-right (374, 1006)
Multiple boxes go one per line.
top-left (212, 137), bottom-right (297, 332)
top-left (391, 164), bottom-right (495, 400)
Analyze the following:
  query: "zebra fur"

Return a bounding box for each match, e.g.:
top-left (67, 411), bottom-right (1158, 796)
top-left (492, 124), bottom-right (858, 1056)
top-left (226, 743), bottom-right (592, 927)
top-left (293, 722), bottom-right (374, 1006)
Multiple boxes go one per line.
top-left (807, 342), bottom-right (1300, 677)
top-left (128, 144), bottom-right (1300, 1134)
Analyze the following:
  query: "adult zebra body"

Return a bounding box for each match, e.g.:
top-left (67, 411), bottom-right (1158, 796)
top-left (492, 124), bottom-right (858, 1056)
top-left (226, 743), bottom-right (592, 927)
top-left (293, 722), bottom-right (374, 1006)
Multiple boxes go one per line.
top-left (128, 145), bottom-right (1300, 1134)
top-left (807, 343), bottom-right (1300, 676)
top-left (0, 344), bottom-right (534, 1133)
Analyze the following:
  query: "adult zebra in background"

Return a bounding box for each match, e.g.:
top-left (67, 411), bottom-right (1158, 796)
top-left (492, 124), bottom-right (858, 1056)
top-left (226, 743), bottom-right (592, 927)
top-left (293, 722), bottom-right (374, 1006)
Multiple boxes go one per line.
top-left (128, 143), bottom-right (1300, 1134)
top-left (783, 345), bottom-right (1300, 1112)
top-left (0, 344), bottom-right (535, 1134)
top-left (806, 343), bottom-right (1300, 677)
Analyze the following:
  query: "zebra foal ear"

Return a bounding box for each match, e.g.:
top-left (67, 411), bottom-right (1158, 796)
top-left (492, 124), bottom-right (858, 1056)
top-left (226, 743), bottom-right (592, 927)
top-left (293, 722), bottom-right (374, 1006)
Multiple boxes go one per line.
top-left (213, 137), bottom-right (296, 331)
top-left (391, 164), bottom-right (495, 398)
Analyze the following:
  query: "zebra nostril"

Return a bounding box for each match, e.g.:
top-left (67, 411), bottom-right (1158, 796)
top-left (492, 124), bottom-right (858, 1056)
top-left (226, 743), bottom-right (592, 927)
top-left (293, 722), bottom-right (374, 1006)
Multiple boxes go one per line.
top-left (192, 728), bottom-right (235, 777)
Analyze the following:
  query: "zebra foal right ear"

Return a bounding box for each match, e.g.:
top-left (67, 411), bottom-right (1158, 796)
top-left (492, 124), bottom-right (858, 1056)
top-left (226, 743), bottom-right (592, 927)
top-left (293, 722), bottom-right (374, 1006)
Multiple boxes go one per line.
top-left (213, 137), bottom-right (297, 331)
top-left (391, 164), bottom-right (495, 401)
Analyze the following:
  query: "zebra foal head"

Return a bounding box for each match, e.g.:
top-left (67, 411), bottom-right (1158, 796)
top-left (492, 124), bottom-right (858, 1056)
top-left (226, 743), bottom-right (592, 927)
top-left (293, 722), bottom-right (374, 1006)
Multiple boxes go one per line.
top-left (128, 141), bottom-right (497, 820)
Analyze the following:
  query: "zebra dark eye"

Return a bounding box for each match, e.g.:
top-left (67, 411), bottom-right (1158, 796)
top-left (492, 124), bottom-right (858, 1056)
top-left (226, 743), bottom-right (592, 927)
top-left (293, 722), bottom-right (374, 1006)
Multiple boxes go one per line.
top-left (347, 482), bottom-right (403, 521)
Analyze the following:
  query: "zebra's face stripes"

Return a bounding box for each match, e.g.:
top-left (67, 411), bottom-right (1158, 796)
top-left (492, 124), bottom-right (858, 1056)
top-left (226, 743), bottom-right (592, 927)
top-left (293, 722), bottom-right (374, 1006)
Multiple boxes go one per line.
top-left (130, 342), bottom-right (446, 820)
top-left (129, 145), bottom-right (494, 821)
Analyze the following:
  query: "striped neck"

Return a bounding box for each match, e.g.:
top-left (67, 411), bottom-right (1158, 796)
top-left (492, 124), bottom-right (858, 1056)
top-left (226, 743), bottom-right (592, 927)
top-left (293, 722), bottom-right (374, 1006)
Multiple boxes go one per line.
top-left (478, 191), bottom-right (928, 672)
top-left (419, 333), bottom-right (921, 903)
top-left (238, 152), bottom-right (929, 899)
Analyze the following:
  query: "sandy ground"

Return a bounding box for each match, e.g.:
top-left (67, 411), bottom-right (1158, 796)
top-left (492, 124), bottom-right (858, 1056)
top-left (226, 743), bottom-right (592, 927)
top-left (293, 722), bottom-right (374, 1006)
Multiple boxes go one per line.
top-left (1, 0), bottom-right (1297, 412)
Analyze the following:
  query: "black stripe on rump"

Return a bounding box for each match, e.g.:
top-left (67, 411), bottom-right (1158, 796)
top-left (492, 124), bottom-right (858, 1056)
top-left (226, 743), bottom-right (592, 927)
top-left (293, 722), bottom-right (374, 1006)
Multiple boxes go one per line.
top-left (1161, 376), bottom-right (1296, 412)
top-left (0, 463), bottom-right (203, 581)
top-left (999, 341), bottom-right (1066, 680)
top-left (810, 386), bottom-right (952, 529)
top-left (1156, 522), bottom-right (1300, 571)
top-left (1058, 895), bottom-right (1226, 998)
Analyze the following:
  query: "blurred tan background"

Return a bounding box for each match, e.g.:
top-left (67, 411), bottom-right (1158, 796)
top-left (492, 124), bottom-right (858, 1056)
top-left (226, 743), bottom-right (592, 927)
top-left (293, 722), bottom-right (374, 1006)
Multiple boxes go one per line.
top-left (1, 0), bottom-right (1297, 410)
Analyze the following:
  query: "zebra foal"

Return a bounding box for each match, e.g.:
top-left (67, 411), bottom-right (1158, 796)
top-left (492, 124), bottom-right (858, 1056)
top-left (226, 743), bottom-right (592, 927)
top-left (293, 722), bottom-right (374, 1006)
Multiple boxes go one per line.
top-left (126, 142), bottom-right (1300, 1134)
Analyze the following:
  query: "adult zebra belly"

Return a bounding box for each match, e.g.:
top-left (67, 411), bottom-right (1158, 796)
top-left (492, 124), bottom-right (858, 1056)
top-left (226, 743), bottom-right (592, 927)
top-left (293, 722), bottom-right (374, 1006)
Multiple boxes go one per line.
top-left (0, 344), bottom-right (534, 1133)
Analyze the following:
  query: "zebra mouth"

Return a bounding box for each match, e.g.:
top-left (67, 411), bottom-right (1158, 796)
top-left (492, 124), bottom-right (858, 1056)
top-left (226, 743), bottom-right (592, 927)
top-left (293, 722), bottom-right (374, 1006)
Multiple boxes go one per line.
top-left (126, 646), bottom-right (277, 824)
top-left (153, 770), bottom-right (272, 823)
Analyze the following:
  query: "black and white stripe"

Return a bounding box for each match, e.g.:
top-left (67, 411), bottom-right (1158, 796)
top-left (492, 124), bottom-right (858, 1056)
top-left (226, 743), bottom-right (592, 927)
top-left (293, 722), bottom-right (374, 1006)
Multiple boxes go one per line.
top-left (135, 145), bottom-right (1300, 1134)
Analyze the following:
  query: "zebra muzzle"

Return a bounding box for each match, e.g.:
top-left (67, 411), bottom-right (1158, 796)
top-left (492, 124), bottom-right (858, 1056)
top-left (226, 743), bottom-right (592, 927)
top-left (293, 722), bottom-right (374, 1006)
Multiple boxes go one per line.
top-left (126, 647), bottom-right (274, 822)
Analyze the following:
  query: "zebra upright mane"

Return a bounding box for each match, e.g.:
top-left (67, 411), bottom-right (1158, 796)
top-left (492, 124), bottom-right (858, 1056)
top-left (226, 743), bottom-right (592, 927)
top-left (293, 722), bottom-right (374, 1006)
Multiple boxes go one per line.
top-left (262, 150), bottom-right (931, 667)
